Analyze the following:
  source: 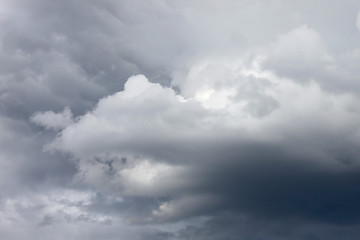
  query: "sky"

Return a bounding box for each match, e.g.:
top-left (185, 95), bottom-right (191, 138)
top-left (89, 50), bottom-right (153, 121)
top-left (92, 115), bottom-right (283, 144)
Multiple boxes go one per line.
top-left (1, 0), bottom-right (360, 239)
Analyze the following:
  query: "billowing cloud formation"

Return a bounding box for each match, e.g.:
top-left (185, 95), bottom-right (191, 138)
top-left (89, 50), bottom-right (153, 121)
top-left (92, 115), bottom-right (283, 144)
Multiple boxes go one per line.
top-left (44, 61), bottom-right (360, 224)
top-left (2, 0), bottom-right (360, 239)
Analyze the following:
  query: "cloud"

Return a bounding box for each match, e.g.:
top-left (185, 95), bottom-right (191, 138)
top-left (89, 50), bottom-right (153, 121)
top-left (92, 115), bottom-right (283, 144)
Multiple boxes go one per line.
top-left (31, 107), bottom-right (74, 130)
top-left (43, 66), bottom-right (360, 224)
top-left (173, 213), bottom-right (360, 240)
top-left (263, 25), bottom-right (331, 81)
top-left (0, 188), bottom-right (170, 240)
top-left (2, 1), bottom-right (360, 239)
top-left (356, 10), bottom-right (360, 32)
top-left (262, 25), bottom-right (360, 94)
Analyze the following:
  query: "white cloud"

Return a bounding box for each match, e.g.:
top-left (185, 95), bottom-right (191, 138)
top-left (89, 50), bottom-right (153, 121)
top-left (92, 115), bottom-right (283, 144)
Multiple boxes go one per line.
top-left (31, 107), bottom-right (74, 130)
top-left (151, 194), bottom-right (223, 222)
top-left (40, 56), bottom-right (360, 222)
top-left (52, 68), bottom-right (360, 160)
top-left (120, 159), bottom-right (187, 196)
top-left (269, 25), bottom-right (328, 61)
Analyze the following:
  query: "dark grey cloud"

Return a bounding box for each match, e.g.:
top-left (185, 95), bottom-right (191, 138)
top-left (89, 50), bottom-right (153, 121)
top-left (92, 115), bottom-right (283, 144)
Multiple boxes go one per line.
top-left (2, 0), bottom-right (360, 239)
top-left (172, 213), bottom-right (360, 240)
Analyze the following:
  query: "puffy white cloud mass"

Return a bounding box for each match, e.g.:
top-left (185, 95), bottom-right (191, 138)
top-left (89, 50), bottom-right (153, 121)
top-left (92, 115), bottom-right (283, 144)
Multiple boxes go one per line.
top-left (45, 47), bottom-right (360, 222)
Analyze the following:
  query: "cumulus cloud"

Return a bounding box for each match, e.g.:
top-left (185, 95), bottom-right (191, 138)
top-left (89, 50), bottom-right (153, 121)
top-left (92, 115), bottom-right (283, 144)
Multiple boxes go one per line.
top-left (43, 66), bottom-right (360, 224)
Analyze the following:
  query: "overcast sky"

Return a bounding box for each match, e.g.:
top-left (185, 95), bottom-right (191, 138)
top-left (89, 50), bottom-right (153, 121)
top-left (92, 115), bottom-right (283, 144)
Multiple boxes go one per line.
top-left (1, 0), bottom-right (360, 239)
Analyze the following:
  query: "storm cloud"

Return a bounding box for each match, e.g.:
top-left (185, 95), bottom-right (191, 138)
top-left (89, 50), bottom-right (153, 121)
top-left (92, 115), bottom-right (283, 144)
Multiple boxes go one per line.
top-left (1, 0), bottom-right (360, 239)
